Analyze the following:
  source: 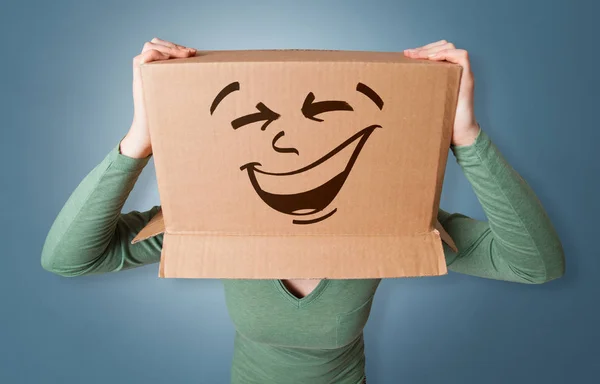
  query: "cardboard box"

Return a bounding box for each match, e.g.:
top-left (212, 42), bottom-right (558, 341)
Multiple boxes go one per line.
top-left (132, 50), bottom-right (461, 279)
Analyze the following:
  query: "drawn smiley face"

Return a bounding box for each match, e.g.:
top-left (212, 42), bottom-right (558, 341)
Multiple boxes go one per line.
top-left (210, 82), bottom-right (384, 225)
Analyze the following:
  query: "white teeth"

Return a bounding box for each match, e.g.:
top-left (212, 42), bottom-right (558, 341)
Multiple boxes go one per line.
top-left (292, 209), bottom-right (316, 215)
top-left (253, 137), bottom-right (362, 195)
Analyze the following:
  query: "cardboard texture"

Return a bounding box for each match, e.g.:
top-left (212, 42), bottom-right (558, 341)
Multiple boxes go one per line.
top-left (132, 50), bottom-right (462, 279)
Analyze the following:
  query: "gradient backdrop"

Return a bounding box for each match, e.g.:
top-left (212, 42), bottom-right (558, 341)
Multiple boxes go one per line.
top-left (2, 0), bottom-right (598, 383)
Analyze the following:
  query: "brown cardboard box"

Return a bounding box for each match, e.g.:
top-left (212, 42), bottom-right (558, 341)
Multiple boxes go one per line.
top-left (132, 50), bottom-right (461, 279)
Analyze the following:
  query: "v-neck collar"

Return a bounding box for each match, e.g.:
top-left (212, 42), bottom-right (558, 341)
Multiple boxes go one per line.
top-left (272, 279), bottom-right (330, 308)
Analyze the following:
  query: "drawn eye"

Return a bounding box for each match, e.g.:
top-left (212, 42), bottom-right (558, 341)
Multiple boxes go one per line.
top-left (231, 102), bottom-right (280, 131)
top-left (301, 92), bottom-right (354, 122)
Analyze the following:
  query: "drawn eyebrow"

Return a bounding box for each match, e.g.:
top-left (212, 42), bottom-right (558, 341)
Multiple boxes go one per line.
top-left (210, 82), bottom-right (240, 115)
top-left (356, 82), bottom-right (384, 110)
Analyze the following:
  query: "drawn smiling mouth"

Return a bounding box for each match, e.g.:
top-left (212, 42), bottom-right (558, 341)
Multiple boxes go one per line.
top-left (239, 125), bottom-right (381, 224)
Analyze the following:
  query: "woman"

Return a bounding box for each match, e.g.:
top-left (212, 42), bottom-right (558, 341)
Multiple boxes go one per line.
top-left (41, 38), bottom-right (565, 384)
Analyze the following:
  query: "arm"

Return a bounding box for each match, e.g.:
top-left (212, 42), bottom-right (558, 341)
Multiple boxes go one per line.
top-left (405, 41), bottom-right (565, 284)
top-left (41, 37), bottom-right (196, 277)
top-left (41, 141), bottom-right (163, 277)
top-left (438, 129), bottom-right (565, 284)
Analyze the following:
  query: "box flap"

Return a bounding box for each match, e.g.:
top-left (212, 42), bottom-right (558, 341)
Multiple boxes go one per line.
top-left (133, 207), bottom-right (458, 252)
top-left (435, 220), bottom-right (457, 252)
top-left (158, 230), bottom-right (448, 279)
top-left (131, 208), bottom-right (165, 244)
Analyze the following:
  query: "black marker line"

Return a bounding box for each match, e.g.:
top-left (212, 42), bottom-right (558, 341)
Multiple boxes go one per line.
top-left (293, 208), bottom-right (337, 225)
top-left (210, 81), bottom-right (240, 114)
top-left (272, 131), bottom-right (299, 155)
top-left (356, 82), bottom-right (384, 110)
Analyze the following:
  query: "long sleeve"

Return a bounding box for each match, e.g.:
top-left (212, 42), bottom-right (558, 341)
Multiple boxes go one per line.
top-left (438, 129), bottom-right (565, 284)
top-left (41, 141), bottom-right (163, 277)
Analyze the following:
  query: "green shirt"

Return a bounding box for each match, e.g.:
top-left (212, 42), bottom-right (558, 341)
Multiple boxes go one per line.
top-left (41, 129), bottom-right (565, 384)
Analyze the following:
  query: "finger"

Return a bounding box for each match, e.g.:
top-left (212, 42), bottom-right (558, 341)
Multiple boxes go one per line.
top-left (150, 37), bottom-right (177, 48)
top-left (427, 49), bottom-right (471, 71)
top-left (150, 37), bottom-right (191, 51)
top-left (136, 49), bottom-right (169, 65)
top-left (404, 40), bottom-right (449, 56)
top-left (406, 42), bottom-right (455, 59)
top-left (142, 41), bottom-right (195, 57)
top-left (417, 39), bottom-right (448, 50)
top-left (418, 43), bottom-right (456, 58)
top-left (142, 41), bottom-right (193, 56)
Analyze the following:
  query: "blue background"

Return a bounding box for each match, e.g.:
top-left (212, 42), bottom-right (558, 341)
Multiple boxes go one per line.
top-left (2, 0), bottom-right (598, 383)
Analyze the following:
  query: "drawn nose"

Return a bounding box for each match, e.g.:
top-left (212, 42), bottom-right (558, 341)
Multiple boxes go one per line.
top-left (272, 130), bottom-right (299, 155)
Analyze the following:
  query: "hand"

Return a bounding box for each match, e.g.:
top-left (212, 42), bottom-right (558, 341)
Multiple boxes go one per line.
top-left (403, 40), bottom-right (480, 147)
top-left (120, 38), bottom-right (197, 158)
